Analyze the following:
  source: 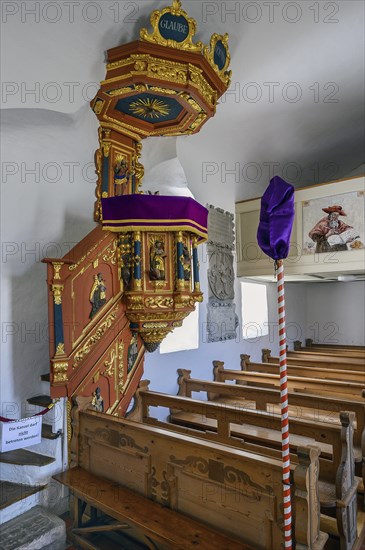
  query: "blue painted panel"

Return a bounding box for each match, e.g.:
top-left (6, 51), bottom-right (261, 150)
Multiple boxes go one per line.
top-left (115, 93), bottom-right (183, 123)
top-left (54, 303), bottom-right (64, 349)
top-left (158, 13), bottom-right (189, 43)
top-left (193, 247), bottom-right (199, 283)
top-left (102, 155), bottom-right (109, 195)
top-left (177, 241), bottom-right (184, 280)
top-left (214, 40), bottom-right (227, 71)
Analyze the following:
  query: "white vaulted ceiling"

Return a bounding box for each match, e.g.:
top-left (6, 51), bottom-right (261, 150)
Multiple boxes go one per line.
top-left (1, 1), bottom-right (364, 203)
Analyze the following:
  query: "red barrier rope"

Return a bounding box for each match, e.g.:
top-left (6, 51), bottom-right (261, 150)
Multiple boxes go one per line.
top-left (0, 400), bottom-right (59, 423)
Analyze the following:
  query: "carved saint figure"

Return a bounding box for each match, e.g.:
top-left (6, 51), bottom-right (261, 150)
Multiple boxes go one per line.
top-left (114, 156), bottom-right (134, 196)
top-left (89, 273), bottom-right (107, 319)
top-left (127, 333), bottom-right (138, 373)
top-left (91, 387), bottom-right (104, 412)
top-left (308, 205), bottom-right (359, 253)
top-left (149, 240), bottom-right (167, 280)
top-left (121, 251), bottom-right (132, 289)
top-left (182, 245), bottom-right (191, 281)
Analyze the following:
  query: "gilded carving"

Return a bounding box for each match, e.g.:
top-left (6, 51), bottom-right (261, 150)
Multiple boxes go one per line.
top-left (118, 234), bottom-right (133, 289)
top-left (92, 98), bottom-right (105, 114)
top-left (127, 311), bottom-right (187, 322)
top-left (102, 239), bottom-right (118, 265)
top-left (130, 97), bottom-right (171, 119)
top-left (51, 284), bottom-right (64, 305)
top-left (118, 342), bottom-right (125, 392)
top-left (145, 296), bottom-right (174, 309)
top-left (106, 85), bottom-right (135, 97)
top-left (189, 113), bottom-right (207, 131)
top-left (140, 0), bottom-right (203, 53)
top-left (104, 348), bottom-right (116, 378)
top-left (175, 295), bottom-right (201, 308)
top-left (203, 33), bottom-right (232, 86)
top-left (53, 361), bottom-right (68, 383)
top-left (134, 142), bottom-right (144, 191)
top-left (141, 328), bottom-right (173, 345)
top-left (142, 322), bottom-right (168, 329)
top-left (149, 86), bottom-right (178, 96)
top-left (148, 61), bottom-right (187, 84)
top-left (52, 262), bottom-right (63, 280)
top-left (73, 308), bottom-right (118, 368)
top-left (189, 65), bottom-right (217, 108)
top-left (179, 92), bottom-right (202, 112)
top-left (55, 342), bottom-right (65, 356)
top-left (125, 296), bottom-right (144, 310)
top-left (68, 238), bottom-right (104, 271)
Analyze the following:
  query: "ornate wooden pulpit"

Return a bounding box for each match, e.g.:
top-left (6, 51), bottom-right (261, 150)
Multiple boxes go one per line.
top-left (43, 0), bottom-right (231, 438)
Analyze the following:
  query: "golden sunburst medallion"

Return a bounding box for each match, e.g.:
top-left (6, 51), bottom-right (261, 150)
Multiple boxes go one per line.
top-left (129, 97), bottom-right (171, 119)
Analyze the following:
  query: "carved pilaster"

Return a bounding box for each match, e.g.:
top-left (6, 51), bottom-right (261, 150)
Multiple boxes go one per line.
top-left (51, 284), bottom-right (64, 305)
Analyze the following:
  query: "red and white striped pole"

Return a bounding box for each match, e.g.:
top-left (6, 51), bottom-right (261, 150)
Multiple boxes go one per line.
top-left (276, 259), bottom-right (292, 549)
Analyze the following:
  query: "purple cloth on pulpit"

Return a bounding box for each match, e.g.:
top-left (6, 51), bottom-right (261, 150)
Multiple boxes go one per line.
top-left (257, 176), bottom-right (295, 260)
top-left (102, 195), bottom-right (208, 242)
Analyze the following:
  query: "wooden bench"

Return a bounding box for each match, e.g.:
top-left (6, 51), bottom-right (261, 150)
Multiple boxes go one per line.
top-left (294, 340), bottom-right (365, 359)
top-left (54, 467), bottom-right (252, 550)
top-left (243, 353), bottom-right (365, 384)
top-left (175, 369), bottom-right (365, 505)
top-left (262, 348), bottom-right (365, 372)
top-left (217, 360), bottom-right (365, 400)
top-left (304, 339), bottom-right (365, 353)
top-left (63, 407), bottom-right (327, 550)
top-left (129, 384), bottom-right (357, 549)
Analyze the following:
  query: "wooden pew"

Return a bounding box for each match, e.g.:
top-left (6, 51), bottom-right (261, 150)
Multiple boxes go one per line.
top-left (262, 348), bottom-right (365, 372)
top-left (288, 348), bottom-right (365, 365)
top-left (305, 339), bottom-right (365, 353)
top-left (130, 384), bottom-right (357, 549)
top-left (61, 404), bottom-right (328, 550)
top-left (294, 340), bottom-right (365, 359)
top-left (213, 360), bottom-right (365, 400)
top-left (243, 354), bottom-right (365, 384)
top-left (175, 369), bottom-right (365, 504)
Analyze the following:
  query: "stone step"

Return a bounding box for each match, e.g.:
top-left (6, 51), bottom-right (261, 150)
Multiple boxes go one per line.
top-left (0, 481), bottom-right (48, 526)
top-left (0, 505), bottom-right (66, 550)
top-left (0, 481), bottom-right (46, 511)
top-left (0, 449), bottom-right (55, 467)
top-left (27, 395), bottom-right (53, 408)
top-left (42, 424), bottom-right (61, 440)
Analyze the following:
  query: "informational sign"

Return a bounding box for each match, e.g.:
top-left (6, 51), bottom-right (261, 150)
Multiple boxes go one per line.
top-left (0, 416), bottom-right (42, 452)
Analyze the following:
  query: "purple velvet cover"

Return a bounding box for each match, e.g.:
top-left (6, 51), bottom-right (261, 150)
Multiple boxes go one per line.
top-left (257, 176), bottom-right (295, 260)
top-left (102, 195), bottom-right (208, 242)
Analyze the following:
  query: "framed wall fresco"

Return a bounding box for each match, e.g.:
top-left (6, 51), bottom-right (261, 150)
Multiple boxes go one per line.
top-left (302, 190), bottom-right (365, 255)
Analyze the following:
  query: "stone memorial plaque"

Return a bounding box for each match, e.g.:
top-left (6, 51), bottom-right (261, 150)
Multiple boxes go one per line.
top-left (207, 301), bottom-right (238, 342)
top-left (207, 205), bottom-right (235, 250)
top-left (206, 206), bottom-right (238, 342)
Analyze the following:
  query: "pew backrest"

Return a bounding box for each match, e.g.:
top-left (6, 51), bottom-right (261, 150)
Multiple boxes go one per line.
top-left (76, 408), bottom-right (327, 549)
